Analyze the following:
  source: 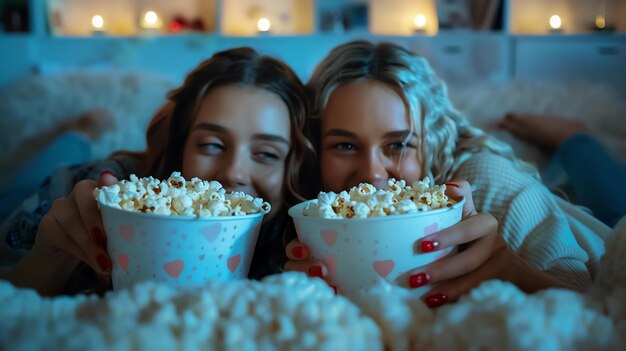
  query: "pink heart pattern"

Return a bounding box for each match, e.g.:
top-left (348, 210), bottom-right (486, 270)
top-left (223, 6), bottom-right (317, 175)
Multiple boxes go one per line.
top-left (163, 259), bottom-right (185, 279)
top-left (424, 223), bottom-right (439, 236)
top-left (118, 224), bottom-right (134, 242)
top-left (198, 254), bottom-right (206, 261)
top-left (117, 254), bottom-right (130, 272)
top-left (227, 254), bottom-right (241, 273)
top-left (373, 260), bottom-right (395, 278)
top-left (320, 230), bottom-right (338, 247)
top-left (201, 223), bottom-right (221, 243)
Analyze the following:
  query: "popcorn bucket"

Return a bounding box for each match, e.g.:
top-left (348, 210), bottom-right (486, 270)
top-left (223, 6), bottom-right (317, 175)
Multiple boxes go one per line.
top-left (101, 204), bottom-right (264, 290)
top-left (288, 197), bottom-right (465, 299)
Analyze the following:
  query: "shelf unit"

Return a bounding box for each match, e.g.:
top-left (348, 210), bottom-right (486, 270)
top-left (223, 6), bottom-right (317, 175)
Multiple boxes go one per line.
top-left (0, 0), bottom-right (624, 95)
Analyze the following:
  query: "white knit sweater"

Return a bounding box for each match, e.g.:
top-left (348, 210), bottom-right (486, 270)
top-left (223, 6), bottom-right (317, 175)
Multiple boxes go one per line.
top-left (453, 152), bottom-right (609, 290)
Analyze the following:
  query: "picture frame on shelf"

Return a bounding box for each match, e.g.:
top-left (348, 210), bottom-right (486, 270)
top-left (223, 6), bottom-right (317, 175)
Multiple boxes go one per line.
top-left (436, 0), bottom-right (472, 30)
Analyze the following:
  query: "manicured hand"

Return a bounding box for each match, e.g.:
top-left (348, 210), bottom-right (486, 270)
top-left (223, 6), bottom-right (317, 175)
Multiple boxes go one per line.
top-left (406, 179), bottom-right (501, 308)
top-left (34, 171), bottom-right (119, 276)
top-left (283, 239), bottom-right (330, 284)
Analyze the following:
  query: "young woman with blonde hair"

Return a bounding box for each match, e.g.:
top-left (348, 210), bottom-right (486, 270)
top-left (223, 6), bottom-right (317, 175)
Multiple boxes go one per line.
top-left (286, 41), bottom-right (608, 307)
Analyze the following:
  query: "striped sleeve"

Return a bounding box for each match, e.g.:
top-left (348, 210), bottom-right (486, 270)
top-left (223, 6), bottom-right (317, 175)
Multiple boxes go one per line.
top-left (454, 152), bottom-right (599, 290)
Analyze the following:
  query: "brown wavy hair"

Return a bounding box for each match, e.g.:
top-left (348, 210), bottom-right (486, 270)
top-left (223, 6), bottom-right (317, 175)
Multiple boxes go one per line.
top-left (124, 47), bottom-right (315, 277)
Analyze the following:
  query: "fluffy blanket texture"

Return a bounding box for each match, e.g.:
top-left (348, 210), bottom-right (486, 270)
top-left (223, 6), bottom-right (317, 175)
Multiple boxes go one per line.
top-left (0, 71), bottom-right (174, 162)
top-left (1, 218), bottom-right (625, 350)
top-left (1, 72), bottom-right (625, 350)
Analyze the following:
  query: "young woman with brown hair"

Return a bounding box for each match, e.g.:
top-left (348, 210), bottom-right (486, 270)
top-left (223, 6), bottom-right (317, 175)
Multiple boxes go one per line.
top-left (2, 47), bottom-right (315, 295)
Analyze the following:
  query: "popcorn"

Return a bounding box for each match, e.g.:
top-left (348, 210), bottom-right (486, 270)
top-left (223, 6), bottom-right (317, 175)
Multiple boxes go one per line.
top-left (303, 177), bottom-right (455, 219)
top-left (94, 172), bottom-right (271, 217)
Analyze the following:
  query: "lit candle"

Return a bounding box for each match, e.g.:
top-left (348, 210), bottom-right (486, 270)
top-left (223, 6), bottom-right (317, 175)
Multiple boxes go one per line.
top-left (140, 10), bottom-right (163, 33)
top-left (595, 15), bottom-right (606, 30)
top-left (257, 17), bottom-right (271, 34)
top-left (91, 15), bottom-right (105, 35)
top-left (549, 15), bottom-right (563, 33)
top-left (413, 14), bottom-right (427, 34)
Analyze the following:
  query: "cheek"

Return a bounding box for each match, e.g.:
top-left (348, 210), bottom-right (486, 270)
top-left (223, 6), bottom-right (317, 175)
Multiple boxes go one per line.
top-left (320, 151), bottom-right (348, 192)
top-left (182, 146), bottom-right (216, 180)
top-left (396, 151), bottom-right (422, 182)
top-left (181, 144), bottom-right (194, 175)
top-left (253, 165), bottom-right (285, 211)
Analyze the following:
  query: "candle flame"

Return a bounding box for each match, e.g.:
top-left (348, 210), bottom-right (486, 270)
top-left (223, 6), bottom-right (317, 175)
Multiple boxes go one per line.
top-left (257, 18), bottom-right (271, 32)
top-left (91, 15), bottom-right (104, 29)
top-left (414, 14), bottom-right (427, 29)
top-left (549, 15), bottom-right (562, 30)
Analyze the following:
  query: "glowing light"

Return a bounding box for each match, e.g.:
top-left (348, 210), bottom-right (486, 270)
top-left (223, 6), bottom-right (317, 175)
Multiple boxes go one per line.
top-left (549, 15), bottom-right (562, 30)
top-left (141, 10), bottom-right (162, 30)
top-left (257, 17), bottom-right (271, 32)
top-left (595, 15), bottom-right (606, 29)
top-left (91, 15), bottom-right (104, 29)
top-left (144, 11), bottom-right (158, 26)
top-left (413, 14), bottom-right (427, 29)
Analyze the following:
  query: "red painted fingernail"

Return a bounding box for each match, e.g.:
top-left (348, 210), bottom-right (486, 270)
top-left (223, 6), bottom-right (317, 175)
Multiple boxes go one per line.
top-left (99, 170), bottom-right (115, 178)
top-left (420, 240), bottom-right (439, 253)
top-left (92, 227), bottom-right (106, 246)
top-left (409, 272), bottom-right (430, 288)
top-left (425, 293), bottom-right (448, 308)
top-left (96, 254), bottom-right (112, 271)
top-left (445, 182), bottom-right (459, 188)
top-left (308, 265), bottom-right (323, 278)
top-left (292, 245), bottom-right (306, 259)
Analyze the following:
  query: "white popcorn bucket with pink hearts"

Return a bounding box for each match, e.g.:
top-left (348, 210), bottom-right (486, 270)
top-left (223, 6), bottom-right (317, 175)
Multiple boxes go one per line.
top-left (288, 197), bottom-right (465, 299)
top-left (101, 204), bottom-right (264, 290)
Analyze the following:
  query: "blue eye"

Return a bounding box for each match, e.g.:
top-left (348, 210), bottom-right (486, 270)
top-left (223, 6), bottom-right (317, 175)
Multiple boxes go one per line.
top-left (387, 140), bottom-right (417, 153)
top-left (334, 143), bottom-right (355, 151)
top-left (388, 142), bottom-right (408, 150)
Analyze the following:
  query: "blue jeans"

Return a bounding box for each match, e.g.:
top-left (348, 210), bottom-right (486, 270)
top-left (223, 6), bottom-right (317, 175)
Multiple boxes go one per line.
top-left (556, 134), bottom-right (626, 227)
top-left (0, 132), bottom-right (92, 220)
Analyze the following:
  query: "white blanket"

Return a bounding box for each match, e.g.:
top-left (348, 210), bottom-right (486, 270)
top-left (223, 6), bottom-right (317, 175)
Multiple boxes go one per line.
top-left (1, 218), bottom-right (625, 351)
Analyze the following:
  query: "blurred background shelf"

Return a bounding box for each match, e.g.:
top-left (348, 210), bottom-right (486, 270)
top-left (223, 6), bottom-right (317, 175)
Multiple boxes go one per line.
top-left (0, 0), bottom-right (624, 95)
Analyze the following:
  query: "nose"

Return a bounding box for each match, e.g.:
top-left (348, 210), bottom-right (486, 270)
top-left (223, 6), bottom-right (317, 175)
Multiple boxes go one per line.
top-left (216, 150), bottom-right (251, 191)
top-left (358, 150), bottom-right (389, 187)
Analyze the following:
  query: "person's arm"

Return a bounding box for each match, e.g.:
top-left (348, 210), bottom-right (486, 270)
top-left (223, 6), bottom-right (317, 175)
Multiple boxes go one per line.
top-left (556, 134), bottom-right (626, 227)
top-left (460, 152), bottom-right (601, 290)
top-left (0, 158), bottom-right (133, 294)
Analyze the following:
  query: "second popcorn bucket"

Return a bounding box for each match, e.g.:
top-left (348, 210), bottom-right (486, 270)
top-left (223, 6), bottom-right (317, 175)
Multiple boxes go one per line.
top-left (96, 172), bottom-right (269, 290)
top-left (288, 179), bottom-right (465, 299)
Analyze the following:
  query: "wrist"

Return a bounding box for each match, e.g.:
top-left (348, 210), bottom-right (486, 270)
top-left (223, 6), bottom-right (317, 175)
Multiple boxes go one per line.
top-left (509, 254), bottom-right (569, 293)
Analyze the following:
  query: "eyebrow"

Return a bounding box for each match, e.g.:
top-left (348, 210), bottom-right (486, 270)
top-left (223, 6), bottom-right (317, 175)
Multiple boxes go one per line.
top-left (323, 128), bottom-right (418, 139)
top-left (383, 130), bottom-right (419, 139)
top-left (192, 122), bottom-right (290, 146)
